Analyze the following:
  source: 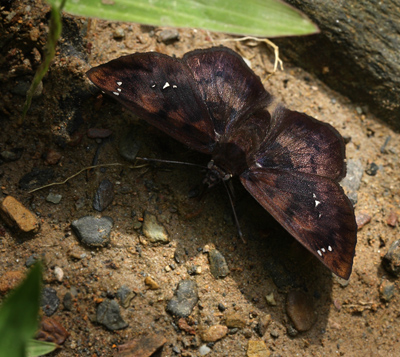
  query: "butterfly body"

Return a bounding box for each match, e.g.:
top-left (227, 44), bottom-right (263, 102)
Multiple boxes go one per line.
top-left (87, 46), bottom-right (357, 279)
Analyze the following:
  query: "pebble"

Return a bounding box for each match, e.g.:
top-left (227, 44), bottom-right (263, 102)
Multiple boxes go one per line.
top-left (187, 265), bottom-right (202, 275)
top-left (118, 126), bottom-right (141, 162)
top-left (93, 179), bottom-right (114, 212)
top-left (0, 148), bottom-right (23, 162)
top-left (225, 313), bottom-right (246, 329)
top-left (53, 266), bottom-right (64, 282)
top-left (41, 287), bottom-right (60, 316)
top-left (218, 303), bottom-right (226, 312)
top-left (87, 128), bottom-right (113, 139)
top-left (270, 330), bottom-right (279, 338)
top-left (0, 196), bottom-right (40, 234)
top-left (157, 28), bottom-right (180, 43)
top-left (247, 340), bottom-right (270, 357)
top-left (96, 299), bottom-right (128, 330)
top-left (256, 314), bottom-right (271, 337)
top-left (117, 333), bottom-right (167, 356)
top-left (265, 293), bottom-right (277, 306)
top-left (208, 249), bottom-right (229, 278)
top-left (142, 212), bottom-right (169, 244)
top-left (174, 246), bottom-right (186, 264)
top-left (117, 285), bottom-right (136, 308)
top-left (145, 276), bottom-right (160, 290)
top-left (199, 344), bottom-right (212, 355)
top-left (379, 280), bottom-right (395, 302)
top-left (46, 192), bottom-right (62, 204)
top-left (71, 216), bottom-right (113, 247)
top-left (365, 162), bottom-right (379, 176)
top-left (286, 290), bottom-right (316, 332)
top-left (201, 325), bottom-right (228, 342)
top-left (286, 324), bottom-right (298, 337)
top-left (387, 210), bottom-right (398, 227)
top-left (63, 292), bottom-right (73, 311)
top-left (26, 254), bottom-right (39, 267)
top-left (36, 316), bottom-right (69, 345)
top-left (112, 27), bottom-right (125, 39)
top-left (44, 149), bottom-right (62, 165)
top-left (356, 211), bottom-right (372, 230)
top-left (0, 271), bottom-right (24, 294)
top-left (166, 280), bottom-right (198, 318)
top-left (340, 159), bottom-right (363, 204)
top-left (382, 240), bottom-right (400, 277)
top-left (19, 167), bottom-right (54, 190)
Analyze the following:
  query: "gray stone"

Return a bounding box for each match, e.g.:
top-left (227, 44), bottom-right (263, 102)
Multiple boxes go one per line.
top-left (157, 28), bottom-right (180, 43)
top-left (340, 159), bottom-right (363, 204)
top-left (46, 192), bottom-right (62, 204)
top-left (142, 212), bottom-right (169, 244)
top-left (276, 0), bottom-right (400, 130)
top-left (118, 126), bottom-right (141, 162)
top-left (71, 215), bottom-right (113, 247)
top-left (63, 292), bottom-right (73, 311)
top-left (382, 240), bottom-right (400, 277)
top-left (116, 285), bottom-right (136, 308)
top-left (166, 280), bottom-right (198, 318)
top-left (379, 280), bottom-right (395, 302)
top-left (93, 179), bottom-right (114, 212)
top-left (41, 287), bottom-right (60, 316)
top-left (209, 249), bottom-right (229, 279)
top-left (96, 299), bottom-right (128, 330)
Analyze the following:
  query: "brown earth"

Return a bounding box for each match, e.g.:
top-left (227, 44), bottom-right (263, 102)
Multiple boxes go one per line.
top-left (1, 1), bottom-right (399, 356)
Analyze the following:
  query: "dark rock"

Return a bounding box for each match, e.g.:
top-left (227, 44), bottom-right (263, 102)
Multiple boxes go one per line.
top-left (93, 179), bottom-right (114, 212)
top-left (166, 280), bottom-right (198, 318)
top-left (63, 292), bottom-right (73, 311)
top-left (379, 280), bottom-right (395, 302)
top-left (208, 249), bottom-right (229, 279)
top-left (117, 285), bottom-right (136, 308)
top-left (0, 148), bottom-right (23, 162)
top-left (382, 240), bottom-right (400, 277)
top-left (87, 128), bottom-right (113, 139)
top-left (286, 290), bottom-right (316, 332)
top-left (19, 167), bottom-right (54, 190)
top-left (71, 215), bottom-right (113, 247)
top-left (41, 287), bottom-right (60, 316)
top-left (365, 162), bottom-right (379, 176)
top-left (174, 246), bottom-right (186, 264)
top-left (96, 299), bottom-right (128, 330)
top-left (276, 0), bottom-right (400, 130)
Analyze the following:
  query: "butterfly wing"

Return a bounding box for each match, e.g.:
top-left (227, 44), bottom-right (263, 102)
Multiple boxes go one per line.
top-left (183, 47), bottom-right (272, 137)
top-left (240, 107), bottom-right (357, 279)
top-left (87, 52), bottom-right (216, 154)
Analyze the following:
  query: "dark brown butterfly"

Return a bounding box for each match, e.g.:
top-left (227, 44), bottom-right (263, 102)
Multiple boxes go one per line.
top-left (87, 47), bottom-right (357, 279)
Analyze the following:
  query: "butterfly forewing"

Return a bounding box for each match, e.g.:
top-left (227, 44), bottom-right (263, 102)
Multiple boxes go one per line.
top-left (87, 52), bottom-right (216, 154)
top-left (240, 168), bottom-right (356, 279)
top-left (183, 48), bottom-right (272, 137)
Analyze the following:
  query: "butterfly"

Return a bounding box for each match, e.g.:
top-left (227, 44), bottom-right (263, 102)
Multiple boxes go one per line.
top-left (87, 46), bottom-right (357, 279)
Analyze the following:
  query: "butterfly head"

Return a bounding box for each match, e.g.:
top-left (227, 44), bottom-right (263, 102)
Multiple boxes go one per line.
top-left (203, 160), bottom-right (232, 189)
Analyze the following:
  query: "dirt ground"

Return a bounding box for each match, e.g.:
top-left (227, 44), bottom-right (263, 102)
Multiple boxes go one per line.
top-left (1, 1), bottom-right (400, 356)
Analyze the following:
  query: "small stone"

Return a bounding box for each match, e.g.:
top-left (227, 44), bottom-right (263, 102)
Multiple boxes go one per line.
top-left (87, 128), bottom-right (113, 139)
top-left (218, 303), bottom-right (226, 312)
top-left (113, 27), bottom-right (125, 39)
top-left (29, 27), bottom-right (40, 42)
top-left (164, 265), bottom-right (171, 272)
top-left (166, 280), bottom-right (198, 318)
top-left (1, 148), bottom-right (23, 162)
top-left (53, 266), bottom-right (64, 282)
top-left (142, 212), bottom-right (169, 244)
top-left (174, 246), bottom-right (186, 264)
top-left (208, 249), bottom-right (229, 278)
top-left (199, 344), bottom-right (212, 355)
top-left (0, 271), bottom-right (24, 294)
top-left (44, 149), bottom-right (62, 165)
top-left (26, 254), bottom-right (39, 267)
top-left (97, 299), bottom-right (128, 330)
top-left (243, 328), bottom-right (253, 338)
top-left (340, 159), bottom-right (363, 204)
top-left (256, 314), bottom-right (271, 337)
top-left (117, 285), bottom-right (136, 308)
top-left (247, 340), bottom-right (270, 357)
top-left (379, 280), bottom-right (395, 302)
top-left (382, 240), bottom-right (400, 277)
top-left (93, 179), bottom-right (114, 212)
top-left (157, 28), bottom-right (180, 43)
top-left (187, 265), bottom-right (202, 275)
top-left (133, 220), bottom-right (142, 230)
top-left (286, 324), bottom-right (298, 337)
top-left (387, 210), bottom-right (398, 227)
top-left (270, 330), bottom-right (279, 338)
top-left (178, 318), bottom-right (196, 335)
top-left (71, 215), bottom-right (113, 247)
top-left (265, 293), bottom-right (277, 306)
top-left (19, 167), bottom-right (54, 190)
top-left (145, 276), bottom-right (160, 290)
top-left (63, 292), bottom-right (73, 311)
top-left (356, 211), bottom-right (372, 230)
top-left (201, 325), bottom-right (228, 342)
top-left (41, 287), bottom-right (60, 316)
top-left (0, 196), bottom-right (40, 234)
top-left (286, 290), bottom-right (316, 332)
top-left (46, 193), bottom-right (62, 204)
top-left (225, 313), bottom-right (246, 329)
top-left (118, 126), bottom-right (141, 162)
top-left (117, 333), bottom-right (167, 356)
top-left (365, 162), bottom-right (379, 176)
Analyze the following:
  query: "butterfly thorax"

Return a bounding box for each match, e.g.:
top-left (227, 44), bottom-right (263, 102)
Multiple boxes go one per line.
top-left (203, 160), bottom-right (232, 189)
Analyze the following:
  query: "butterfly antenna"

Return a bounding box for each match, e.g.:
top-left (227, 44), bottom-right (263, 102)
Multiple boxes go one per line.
top-left (222, 180), bottom-right (246, 244)
top-left (135, 157), bottom-right (206, 169)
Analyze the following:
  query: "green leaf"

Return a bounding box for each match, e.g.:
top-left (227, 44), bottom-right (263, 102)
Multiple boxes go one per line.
top-left (27, 339), bottom-right (58, 357)
top-left (53, 0), bottom-right (317, 37)
top-left (0, 262), bottom-right (43, 357)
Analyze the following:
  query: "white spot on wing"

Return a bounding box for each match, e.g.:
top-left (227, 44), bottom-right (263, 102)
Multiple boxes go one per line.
top-left (317, 250), bottom-right (322, 257)
top-left (328, 246), bottom-right (332, 251)
top-left (117, 81), bottom-right (122, 86)
top-left (321, 248), bottom-right (326, 253)
top-left (151, 84), bottom-right (156, 88)
top-left (117, 88), bottom-right (121, 92)
top-left (315, 200), bottom-right (321, 207)
top-left (113, 92), bottom-right (119, 96)
top-left (255, 162), bottom-right (262, 168)
top-left (163, 82), bottom-right (170, 89)
top-left (172, 85), bottom-right (178, 88)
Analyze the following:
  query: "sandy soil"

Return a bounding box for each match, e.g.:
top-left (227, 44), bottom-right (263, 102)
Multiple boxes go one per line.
top-left (1, 1), bottom-right (400, 356)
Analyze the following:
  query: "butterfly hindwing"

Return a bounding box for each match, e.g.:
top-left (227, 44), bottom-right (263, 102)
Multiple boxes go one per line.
top-left (87, 52), bottom-right (216, 154)
top-left (240, 168), bottom-right (357, 279)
